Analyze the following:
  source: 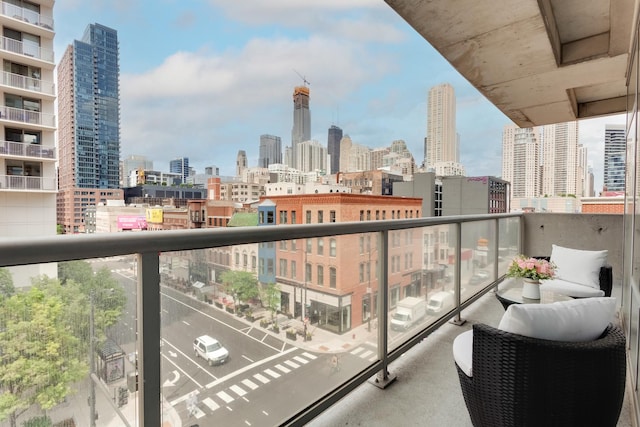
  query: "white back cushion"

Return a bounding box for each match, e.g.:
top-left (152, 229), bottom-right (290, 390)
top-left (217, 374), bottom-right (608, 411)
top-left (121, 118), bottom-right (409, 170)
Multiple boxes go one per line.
top-left (550, 244), bottom-right (607, 289)
top-left (452, 330), bottom-right (474, 377)
top-left (540, 279), bottom-right (605, 298)
top-left (498, 297), bottom-right (616, 342)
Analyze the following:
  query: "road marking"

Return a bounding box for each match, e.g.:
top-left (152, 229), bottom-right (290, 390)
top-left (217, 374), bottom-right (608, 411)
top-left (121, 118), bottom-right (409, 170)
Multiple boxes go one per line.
top-left (162, 309), bottom-right (169, 314)
top-left (284, 360), bottom-right (300, 369)
top-left (302, 352), bottom-right (317, 360)
top-left (182, 320), bottom-right (190, 326)
top-left (163, 356), bottom-right (205, 398)
top-left (226, 406), bottom-right (233, 411)
top-left (259, 333), bottom-right (269, 342)
top-left (351, 348), bottom-right (364, 355)
top-left (242, 355), bottom-right (255, 363)
top-left (204, 347), bottom-right (297, 389)
top-left (193, 407), bottom-right (205, 419)
top-left (293, 356), bottom-right (309, 364)
top-left (162, 339), bottom-right (217, 380)
top-left (171, 389), bottom-right (201, 407)
top-left (275, 364), bottom-right (290, 373)
top-left (245, 420), bottom-right (252, 426)
top-left (243, 396), bottom-right (250, 402)
top-left (253, 373), bottom-right (270, 384)
top-left (262, 410), bottom-right (269, 416)
top-left (162, 292), bottom-right (285, 352)
top-left (264, 369), bottom-right (280, 378)
top-left (242, 379), bottom-right (259, 390)
top-left (230, 384), bottom-right (247, 397)
top-left (217, 391), bottom-right (234, 403)
top-left (202, 397), bottom-right (219, 411)
top-left (162, 370), bottom-right (180, 387)
top-left (360, 350), bottom-right (374, 359)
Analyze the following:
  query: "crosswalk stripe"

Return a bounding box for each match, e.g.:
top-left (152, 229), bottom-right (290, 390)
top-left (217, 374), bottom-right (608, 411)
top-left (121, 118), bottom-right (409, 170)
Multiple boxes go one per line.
top-left (275, 364), bottom-right (291, 373)
top-left (284, 360), bottom-right (300, 369)
top-left (230, 384), bottom-right (247, 397)
top-left (217, 391), bottom-right (234, 403)
top-left (242, 379), bottom-right (259, 390)
top-left (254, 373), bottom-right (270, 384)
top-left (351, 348), bottom-right (364, 355)
top-left (360, 350), bottom-right (374, 359)
top-left (264, 368), bottom-right (280, 378)
top-left (293, 356), bottom-right (309, 364)
top-left (203, 397), bottom-right (220, 412)
top-left (302, 352), bottom-right (317, 360)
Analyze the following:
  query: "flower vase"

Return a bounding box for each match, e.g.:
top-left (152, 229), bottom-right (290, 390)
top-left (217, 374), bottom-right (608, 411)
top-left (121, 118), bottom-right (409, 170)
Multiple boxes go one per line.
top-left (522, 278), bottom-right (541, 300)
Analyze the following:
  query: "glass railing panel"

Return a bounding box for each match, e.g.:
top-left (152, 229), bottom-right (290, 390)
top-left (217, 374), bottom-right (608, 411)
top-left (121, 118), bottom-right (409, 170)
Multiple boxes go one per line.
top-left (0, 256), bottom-right (135, 427)
top-left (159, 239), bottom-right (380, 426)
top-left (498, 217), bottom-right (520, 274)
top-left (460, 220), bottom-right (496, 293)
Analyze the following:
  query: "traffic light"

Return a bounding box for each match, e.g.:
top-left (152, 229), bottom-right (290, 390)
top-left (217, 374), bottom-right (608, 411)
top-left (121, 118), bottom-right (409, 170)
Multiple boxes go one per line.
top-left (118, 386), bottom-right (128, 407)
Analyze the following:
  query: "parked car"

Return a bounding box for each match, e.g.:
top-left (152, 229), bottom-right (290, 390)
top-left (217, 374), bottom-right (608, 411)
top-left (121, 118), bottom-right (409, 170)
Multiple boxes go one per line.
top-left (193, 335), bottom-right (229, 366)
top-left (468, 274), bottom-right (485, 286)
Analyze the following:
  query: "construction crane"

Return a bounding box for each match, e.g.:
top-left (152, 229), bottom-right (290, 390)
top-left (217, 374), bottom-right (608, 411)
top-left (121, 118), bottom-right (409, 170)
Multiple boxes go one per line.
top-left (293, 69), bottom-right (310, 87)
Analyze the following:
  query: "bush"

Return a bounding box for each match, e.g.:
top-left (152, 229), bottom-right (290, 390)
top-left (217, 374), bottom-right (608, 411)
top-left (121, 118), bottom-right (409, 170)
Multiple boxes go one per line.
top-left (23, 416), bottom-right (52, 427)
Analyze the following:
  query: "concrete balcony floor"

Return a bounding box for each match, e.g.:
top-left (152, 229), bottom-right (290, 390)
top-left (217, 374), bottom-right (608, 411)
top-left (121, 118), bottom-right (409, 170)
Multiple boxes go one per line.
top-left (309, 291), bottom-right (634, 427)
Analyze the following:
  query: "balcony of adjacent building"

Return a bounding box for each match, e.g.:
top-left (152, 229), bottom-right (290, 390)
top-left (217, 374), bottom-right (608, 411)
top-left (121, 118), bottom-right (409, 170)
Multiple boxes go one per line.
top-left (0, 0), bottom-right (54, 34)
top-left (0, 30), bottom-right (54, 65)
top-left (0, 68), bottom-right (55, 98)
top-left (0, 104), bottom-right (55, 128)
top-left (0, 159), bottom-right (54, 191)
top-left (0, 212), bottom-right (632, 427)
top-left (0, 139), bottom-right (55, 160)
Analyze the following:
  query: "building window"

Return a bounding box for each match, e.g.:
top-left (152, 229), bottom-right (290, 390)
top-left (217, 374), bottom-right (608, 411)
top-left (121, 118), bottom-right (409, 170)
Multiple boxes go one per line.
top-left (267, 259), bottom-right (274, 275)
top-left (330, 239), bottom-right (337, 257)
top-left (235, 252), bottom-right (239, 265)
top-left (305, 263), bottom-right (312, 283)
top-left (392, 211), bottom-right (395, 219)
top-left (291, 239), bottom-right (297, 251)
top-left (375, 210), bottom-right (380, 220)
top-left (306, 239), bottom-right (312, 254)
top-left (243, 253), bottom-right (248, 267)
top-left (279, 259), bottom-right (287, 277)
top-left (279, 210), bottom-right (288, 224)
top-left (317, 265), bottom-right (324, 286)
top-left (318, 210), bottom-right (324, 223)
top-left (382, 211), bottom-right (386, 220)
top-left (366, 210), bottom-right (371, 220)
top-left (317, 238), bottom-right (324, 255)
top-left (266, 210), bottom-right (274, 224)
top-left (329, 267), bottom-right (336, 289)
top-left (291, 260), bottom-right (297, 279)
top-left (360, 210), bottom-right (364, 221)
top-left (359, 263), bottom-right (364, 282)
top-left (291, 211), bottom-right (297, 224)
top-left (306, 210), bottom-right (311, 224)
top-left (330, 210), bottom-right (336, 222)
top-left (252, 255), bottom-right (256, 270)
top-left (359, 236), bottom-right (365, 254)
top-left (280, 240), bottom-right (287, 250)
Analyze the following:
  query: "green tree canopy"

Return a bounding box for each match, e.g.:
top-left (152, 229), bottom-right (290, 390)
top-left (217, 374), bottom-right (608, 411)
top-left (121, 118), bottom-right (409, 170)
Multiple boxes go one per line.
top-left (220, 270), bottom-right (259, 305)
top-left (0, 284), bottom-right (87, 427)
top-left (260, 282), bottom-right (280, 322)
top-left (0, 268), bottom-right (14, 299)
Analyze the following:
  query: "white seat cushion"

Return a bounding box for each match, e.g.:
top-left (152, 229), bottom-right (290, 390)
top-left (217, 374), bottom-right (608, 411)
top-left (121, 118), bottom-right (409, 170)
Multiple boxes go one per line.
top-left (550, 244), bottom-right (607, 290)
top-left (540, 279), bottom-right (605, 298)
top-left (453, 329), bottom-right (474, 377)
top-left (498, 297), bottom-right (616, 342)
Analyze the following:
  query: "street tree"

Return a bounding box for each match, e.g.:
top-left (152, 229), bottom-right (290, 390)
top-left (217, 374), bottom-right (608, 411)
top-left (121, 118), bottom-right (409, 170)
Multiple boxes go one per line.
top-left (220, 270), bottom-right (259, 307)
top-left (0, 284), bottom-right (86, 427)
top-left (261, 282), bottom-right (280, 323)
top-left (0, 268), bottom-right (14, 299)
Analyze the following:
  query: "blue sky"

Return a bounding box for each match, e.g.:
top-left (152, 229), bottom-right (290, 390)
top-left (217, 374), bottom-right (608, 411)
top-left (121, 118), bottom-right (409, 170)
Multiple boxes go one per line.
top-left (53, 0), bottom-right (624, 192)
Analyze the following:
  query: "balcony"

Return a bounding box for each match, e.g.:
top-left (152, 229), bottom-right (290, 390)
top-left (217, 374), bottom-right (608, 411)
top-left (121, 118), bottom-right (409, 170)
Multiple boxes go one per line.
top-left (0, 35), bottom-right (54, 63)
top-left (0, 105), bottom-right (55, 127)
top-left (0, 173), bottom-right (55, 191)
top-left (0, 213), bottom-right (630, 427)
top-left (0, 140), bottom-right (55, 160)
top-left (0, 1), bottom-right (54, 31)
top-left (0, 70), bottom-right (55, 96)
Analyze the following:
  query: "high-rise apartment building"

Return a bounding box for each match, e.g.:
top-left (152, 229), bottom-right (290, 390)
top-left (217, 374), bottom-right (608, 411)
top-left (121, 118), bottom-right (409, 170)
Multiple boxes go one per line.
top-left (57, 23), bottom-right (123, 234)
top-left (169, 157), bottom-right (189, 183)
top-left (0, 0), bottom-right (58, 283)
top-left (424, 83), bottom-right (458, 169)
top-left (541, 122), bottom-right (579, 196)
top-left (502, 125), bottom-right (541, 198)
top-left (577, 144), bottom-right (588, 197)
top-left (290, 86), bottom-right (311, 169)
top-left (296, 140), bottom-right (327, 173)
top-left (122, 155), bottom-right (153, 187)
top-left (604, 124), bottom-right (626, 192)
top-left (259, 134), bottom-right (282, 168)
top-left (327, 125), bottom-right (343, 174)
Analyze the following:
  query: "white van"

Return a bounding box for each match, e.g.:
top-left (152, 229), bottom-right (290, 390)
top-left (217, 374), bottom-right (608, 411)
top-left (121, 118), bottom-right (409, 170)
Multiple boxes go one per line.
top-left (426, 291), bottom-right (455, 315)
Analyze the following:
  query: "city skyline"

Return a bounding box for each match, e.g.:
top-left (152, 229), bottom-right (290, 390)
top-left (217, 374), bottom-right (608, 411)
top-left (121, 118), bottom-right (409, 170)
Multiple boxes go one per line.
top-left (52, 0), bottom-right (625, 193)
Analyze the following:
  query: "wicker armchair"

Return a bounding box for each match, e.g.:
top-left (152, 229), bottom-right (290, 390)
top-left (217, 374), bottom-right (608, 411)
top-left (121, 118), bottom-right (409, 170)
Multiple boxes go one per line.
top-left (455, 323), bottom-right (626, 427)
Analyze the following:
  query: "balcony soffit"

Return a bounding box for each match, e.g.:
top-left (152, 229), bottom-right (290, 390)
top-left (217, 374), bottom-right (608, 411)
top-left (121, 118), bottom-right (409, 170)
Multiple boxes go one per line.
top-left (384, 0), bottom-right (635, 127)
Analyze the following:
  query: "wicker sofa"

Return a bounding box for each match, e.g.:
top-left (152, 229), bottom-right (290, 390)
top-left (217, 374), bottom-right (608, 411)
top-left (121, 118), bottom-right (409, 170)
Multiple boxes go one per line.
top-left (454, 323), bottom-right (626, 427)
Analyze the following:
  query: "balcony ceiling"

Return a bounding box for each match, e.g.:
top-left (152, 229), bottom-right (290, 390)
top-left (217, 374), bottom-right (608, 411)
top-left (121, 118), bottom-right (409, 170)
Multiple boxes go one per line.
top-left (385, 0), bottom-right (636, 127)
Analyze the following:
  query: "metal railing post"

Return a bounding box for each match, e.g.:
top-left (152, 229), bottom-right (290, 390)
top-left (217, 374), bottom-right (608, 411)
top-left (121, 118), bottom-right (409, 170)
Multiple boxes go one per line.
top-left (450, 222), bottom-right (466, 325)
top-left (137, 252), bottom-right (161, 427)
top-left (370, 229), bottom-right (396, 388)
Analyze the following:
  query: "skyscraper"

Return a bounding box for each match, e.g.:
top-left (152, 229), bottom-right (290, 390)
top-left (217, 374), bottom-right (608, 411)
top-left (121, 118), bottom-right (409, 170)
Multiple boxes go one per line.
top-left (291, 86), bottom-right (311, 169)
top-left (0, 0), bottom-right (58, 283)
top-left (236, 150), bottom-right (248, 177)
top-left (170, 157), bottom-right (189, 183)
top-left (58, 23), bottom-right (123, 234)
top-left (541, 122), bottom-right (578, 196)
top-left (425, 83), bottom-right (458, 169)
top-left (603, 124), bottom-right (626, 192)
top-left (259, 134), bottom-right (282, 167)
top-left (502, 125), bottom-right (541, 198)
top-left (327, 125), bottom-right (343, 174)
